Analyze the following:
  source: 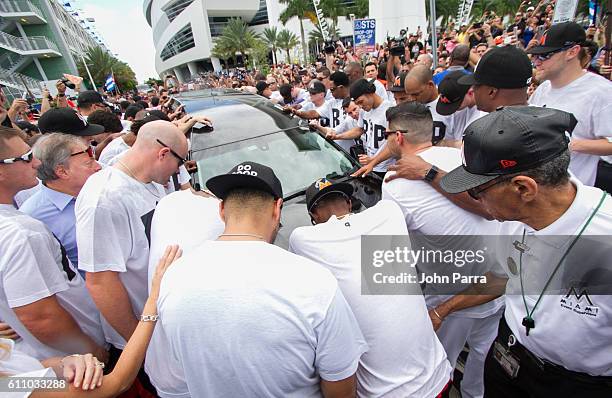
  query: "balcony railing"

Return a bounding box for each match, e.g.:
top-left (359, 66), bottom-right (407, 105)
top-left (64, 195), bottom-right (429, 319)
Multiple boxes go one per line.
top-left (0, 66), bottom-right (42, 93)
top-left (0, 31), bottom-right (59, 54)
top-left (0, 0), bottom-right (46, 20)
top-left (0, 52), bottom-right (25, 70)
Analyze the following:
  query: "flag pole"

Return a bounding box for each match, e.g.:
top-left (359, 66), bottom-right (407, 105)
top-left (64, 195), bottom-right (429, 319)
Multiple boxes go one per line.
top-left (112, 68), bottom-right (121, 95)
top-left (80, 52), bottom-right (97, 91)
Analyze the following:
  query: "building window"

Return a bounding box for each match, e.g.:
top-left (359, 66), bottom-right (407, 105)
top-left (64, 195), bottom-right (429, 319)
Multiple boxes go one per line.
top-left (160, 24), bottom-right (195, 61)
top-left (208, 16), bottom-right (233, 38)
top-left (249, 0), bottom-right (268, 26)
top-left (162, 0), bottom-right (194, 22)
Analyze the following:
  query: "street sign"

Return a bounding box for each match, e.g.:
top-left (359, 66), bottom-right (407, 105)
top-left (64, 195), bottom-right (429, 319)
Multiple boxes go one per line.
top-left (354, 18), bottom-right (376, 55)
top-left (552, 0), bottom-right (580, 24)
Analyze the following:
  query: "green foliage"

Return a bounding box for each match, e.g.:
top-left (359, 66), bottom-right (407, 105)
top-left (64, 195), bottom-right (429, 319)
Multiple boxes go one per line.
top-left (211, 18), bottom-right (261, 67)
top-left (145, 77), bottom-right (164, 87)
top-left (308, 23), bottom-right (341, 44)
top-left (277, 29), bottom-right (300, 64)
top-left (279, 0), bottom-right (313, 63)
top-left (347, 0), bottom-right (369, 18)
top-left (261, 26), bottom-right (279, 65)
top-left (76, 46), bottom-right (136, 91)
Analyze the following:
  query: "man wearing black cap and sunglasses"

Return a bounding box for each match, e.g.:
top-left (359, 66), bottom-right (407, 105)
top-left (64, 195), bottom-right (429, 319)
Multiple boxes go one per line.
top-left (440, 106), bottom-right (612, 397)
top-left (290, 178), bottom-right (454, 397)
top-left (527, 21), bottom-right (612, 188)
top-left (156, 162), bottom-right (367, 397)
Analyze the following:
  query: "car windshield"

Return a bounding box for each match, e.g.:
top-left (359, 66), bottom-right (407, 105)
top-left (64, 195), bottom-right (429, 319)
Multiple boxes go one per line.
top-left (192, 128), bottom-right (357, 198)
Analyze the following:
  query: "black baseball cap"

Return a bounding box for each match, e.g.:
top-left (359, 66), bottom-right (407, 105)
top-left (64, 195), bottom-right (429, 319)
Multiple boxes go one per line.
top-left (255, 81), bottom-right (269, 93)
top-left (305, 178), bottom-right (354, 213)
top-left (437, 70), bottom-right (471, 116)
top-left (390, 72), bottom-right (408, 92)
top-left (526, 21), bottom-right (586, 55)
top-left (307, 80), bottom-right (326, 95)
top-left (440, 106), bottom-right (577, 194)
top-left (77, 90), bottom-right (104, 107)
top-left (37, 108), bottom-right (105, 136)
top-left (206, 161), bottom-right (283, 200)
top-left (458, 46), bottom-right (532, 89)
top-left (350, 78), bottom-right (376, 100)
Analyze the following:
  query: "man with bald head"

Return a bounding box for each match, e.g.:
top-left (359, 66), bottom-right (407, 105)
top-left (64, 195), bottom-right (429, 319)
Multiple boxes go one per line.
top-left (404, 65), bottom-right (449, 144)
top-left (432, 44), bottom-right (470, 86)
top-left (76, 120), bottom-right (187, 382)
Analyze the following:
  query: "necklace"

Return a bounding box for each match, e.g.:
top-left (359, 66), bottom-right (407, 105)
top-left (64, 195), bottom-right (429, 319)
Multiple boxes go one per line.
top-left (116, 159), bottom-right (161, 199)
top-left (218, 233), bottom-right (265, 241)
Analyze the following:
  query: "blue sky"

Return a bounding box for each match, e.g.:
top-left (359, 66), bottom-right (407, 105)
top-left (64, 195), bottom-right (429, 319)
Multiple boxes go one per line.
top-left (73, 0), bottom-right (158, 82)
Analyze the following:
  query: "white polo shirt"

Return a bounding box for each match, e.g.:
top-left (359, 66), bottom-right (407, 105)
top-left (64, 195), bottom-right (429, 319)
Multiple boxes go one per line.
top-left (145, 189), bottom-right (224, 398)
top-left (382, 146), bottom-right (504, 318)
top-left (158, 240), bottom-right (368, 397)
top-left (290, 200), bottom-right (452, 397)
top-left (358, 100), bottom-right (395, 172)
top-left (0, 205), bottom-right (106, 360)
top-left (76, 167), bottom-right (166, 348)
top-left (529, 72), bottom-right (612, 186)
top-left (495, 180), bottom-right (612, 376)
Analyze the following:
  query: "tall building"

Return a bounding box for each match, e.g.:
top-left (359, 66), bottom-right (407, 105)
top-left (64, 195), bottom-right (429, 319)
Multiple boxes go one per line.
top-left (144, 0), bottom-right (426, 82)
top-left (0, 0), bottom-right (109, 101)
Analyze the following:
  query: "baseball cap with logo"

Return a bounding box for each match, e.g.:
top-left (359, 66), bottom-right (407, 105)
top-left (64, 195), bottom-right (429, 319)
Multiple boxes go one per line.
top-left (526, 21), bottom-right (586, 55)
top-left (458, 46), bottom-right (532, 89)
top-left (307, 80), bottom-right (326, 95)
top-left (206, 161), bottom-right (283, 200)
top-left (440, 106), bottom-right (577, 194)
top-left (436, 70), bottom-right (471, 116)
top-left (390, 72), bottom-right (408, 92)
top-left (37, 107), bottom-right (105, 136)
top-left (255, 80), bottom-right (270, 94)
top-left (305, 178), bottom-right (354, 213)
top-left (77, 90), bottom-right (105, 107)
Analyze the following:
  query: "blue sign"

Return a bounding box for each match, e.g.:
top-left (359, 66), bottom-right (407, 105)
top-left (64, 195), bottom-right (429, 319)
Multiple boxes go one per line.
top-left (354, 18), bottom-right (376, 54)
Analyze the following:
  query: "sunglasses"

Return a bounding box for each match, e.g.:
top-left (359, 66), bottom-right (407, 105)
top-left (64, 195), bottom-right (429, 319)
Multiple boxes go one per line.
top-left (330, 85), bottom-right (344, 92)
top-left (467, 175), bottom-right (512, 200)
top-left (156, 139), bottom-right (185, 166)
top-left (70, 146), bottom-right (95, 158)
top-left (383, 129), bottom-right (409, 139)
top-left (0, 149), bottom-right (34, 164)
top-left (533, 44), bottom-right (577, 61)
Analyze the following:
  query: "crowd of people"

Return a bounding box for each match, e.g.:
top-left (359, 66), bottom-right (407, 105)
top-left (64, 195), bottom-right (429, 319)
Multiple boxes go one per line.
top-left (0, 6), bottom-right (611, 398)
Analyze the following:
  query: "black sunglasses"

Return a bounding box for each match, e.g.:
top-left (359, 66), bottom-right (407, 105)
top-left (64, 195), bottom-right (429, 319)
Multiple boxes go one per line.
top-left (0, 149), bottom-right (33, 164)
top-left (467, 175), bottom-right (512, 200)
top-left (383, 129), bottom-right (409, 139)
top-left (70, 146), bottom-right (94, 158)
top-left (330, 85), bottom-right (344, 92)
top-left (533, 44), bottom-right (577, 61)
top-left (156, 139), bottom-right (185, 166)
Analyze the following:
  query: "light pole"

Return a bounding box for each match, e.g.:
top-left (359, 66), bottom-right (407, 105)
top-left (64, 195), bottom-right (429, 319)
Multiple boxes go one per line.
top-left (429, 0), bottom-right (438, 69)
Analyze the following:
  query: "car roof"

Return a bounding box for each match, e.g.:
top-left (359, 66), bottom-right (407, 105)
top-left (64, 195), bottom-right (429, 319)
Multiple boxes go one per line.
top-left (177, 89), bottom-right (306, 153)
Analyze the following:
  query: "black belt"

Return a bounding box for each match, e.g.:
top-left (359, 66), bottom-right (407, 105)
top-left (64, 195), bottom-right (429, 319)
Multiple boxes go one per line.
top-left (497, 316), bottom-right (612, 386)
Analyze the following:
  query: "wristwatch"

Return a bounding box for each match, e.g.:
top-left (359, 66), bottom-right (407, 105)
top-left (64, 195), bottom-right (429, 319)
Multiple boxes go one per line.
top-left (424, 165), bottom-right (439, 182)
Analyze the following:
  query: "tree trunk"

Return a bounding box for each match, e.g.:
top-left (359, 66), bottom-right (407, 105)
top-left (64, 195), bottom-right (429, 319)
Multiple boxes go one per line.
top-left (299, 18), bottom-right (307, 64)
top-left (272, 46), bottom-right (277, 65)
top-left (286, 49), bottom-right (291, 64)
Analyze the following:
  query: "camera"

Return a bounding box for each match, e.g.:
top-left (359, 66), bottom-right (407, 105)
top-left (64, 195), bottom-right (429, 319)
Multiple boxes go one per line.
top-left (324, 42), bottom-right (336, 54)
top-left (61, 77), bottom-right (75, 90)
top-left (390, 42), bottom-right (405, 56)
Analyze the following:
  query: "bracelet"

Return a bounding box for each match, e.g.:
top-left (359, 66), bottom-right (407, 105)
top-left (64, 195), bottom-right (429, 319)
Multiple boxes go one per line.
top-left (140, 314), bottom-right (159, 322)
top-left (432, 308), bottom-right (444, 321)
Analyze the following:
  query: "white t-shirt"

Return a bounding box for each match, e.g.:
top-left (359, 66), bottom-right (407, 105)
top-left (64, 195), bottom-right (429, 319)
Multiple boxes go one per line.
top-left (372, 79), bottom-right (388, 103)
top-left (495, 180), bottom-right (612, 376)
top-left (425, 98), bottom-right (451, 144)
top-left (158, 241), bottom-right (368, 397)
top-left (445, 106), bottom-right (486, 141)
top-left (0, 205), bottom-right (106, 360)
top-left (76, 167), bottom-right (166, 348)
top-left (382, 147), bottom-right (504, 318)
top-left (322, 98), bottom-right (353, 152)
top-left (145, 190), bottom-right (224, 398)
top-left (358, 100), bottom-right (395, 172)
top-left (290, 201), bottom-right (452, 398)
top-left (529, 72), bottom-right (612, 186)
top-left (98, 136), bottom-right (129, 166)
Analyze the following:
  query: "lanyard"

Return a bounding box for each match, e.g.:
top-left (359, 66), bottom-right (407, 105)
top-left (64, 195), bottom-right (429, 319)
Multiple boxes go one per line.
top-left (518, 190), bottom-right (608, 336)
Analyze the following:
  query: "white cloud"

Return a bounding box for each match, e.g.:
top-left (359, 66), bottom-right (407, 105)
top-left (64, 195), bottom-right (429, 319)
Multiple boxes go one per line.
top-left (79, 2), bottom-right (158, 83)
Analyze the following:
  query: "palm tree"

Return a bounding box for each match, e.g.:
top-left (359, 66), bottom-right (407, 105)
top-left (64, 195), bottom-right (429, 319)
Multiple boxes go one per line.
top-left (76, 46), bottom-right (136, 91)
top-left (308, 24), bottom-right (341, 46)
top-left (277, 29), bottom-right (300, 64)
top-left (320, 0), bottom-right (348, 26)
top-left (262, 26), bottom-right (279, 65)
top-left (220, 18), bottom-right (260, 65)
top-left (347, 0), bottom-right (369, 19)
top-left (279, 0), bottom-right (315, 64)
top-left (211, 35), bottom-right (237, 68)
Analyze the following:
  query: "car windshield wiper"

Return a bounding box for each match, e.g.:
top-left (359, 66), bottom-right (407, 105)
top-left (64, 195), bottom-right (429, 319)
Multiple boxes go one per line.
top-left (325, 165), bottom-right (359, 181)
top-left (284, 189), bottom-right (306, 202)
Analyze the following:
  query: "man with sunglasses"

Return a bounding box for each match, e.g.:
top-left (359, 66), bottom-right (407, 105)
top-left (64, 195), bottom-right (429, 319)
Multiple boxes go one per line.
top-left (76, 120), bottom-right (187, 391)
top-left (381, 102), bottom-right (504, 398)
top-left (527, 21), bottom-right (612, 187)
top-left (440, 106), bottom-right (612, 397)
top-left (0, 127), bottom-right (109, 364)
top-left (20, 134), bottom-right (101, 272)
